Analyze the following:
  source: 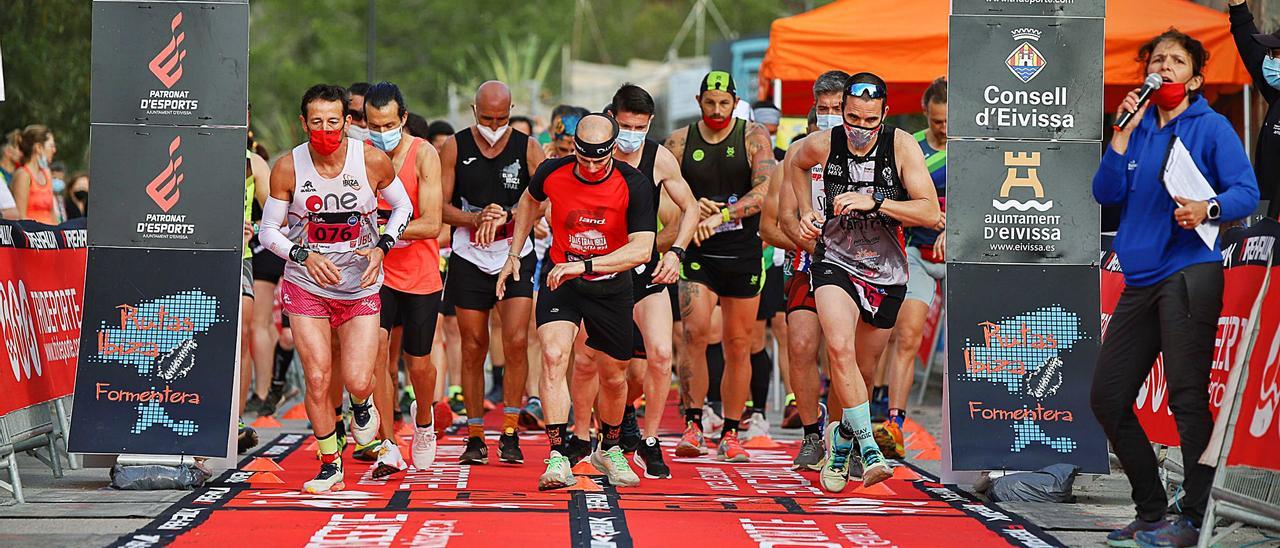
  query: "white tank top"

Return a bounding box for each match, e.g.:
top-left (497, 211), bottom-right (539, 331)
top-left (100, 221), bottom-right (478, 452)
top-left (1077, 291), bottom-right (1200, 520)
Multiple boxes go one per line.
top-left (283, 139), bottom-right (382, 299)
top-left (790, 163), bottom-right (825, 274)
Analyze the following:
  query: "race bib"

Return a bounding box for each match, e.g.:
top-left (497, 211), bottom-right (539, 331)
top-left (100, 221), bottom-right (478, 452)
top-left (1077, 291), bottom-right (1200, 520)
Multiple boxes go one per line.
top-left (713, 195), bottom-right (743, 234)
top-left (306, 211), bottom-right (363, 253)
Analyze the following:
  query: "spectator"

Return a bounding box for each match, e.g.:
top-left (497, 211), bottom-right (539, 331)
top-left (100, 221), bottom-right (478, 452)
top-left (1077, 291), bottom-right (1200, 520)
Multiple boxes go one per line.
top-left (11, 125), bottom-right (59, 224)
top-left (64, 172), bottom-right (88, 219)
top-left (509, 115), bottom-right (534, 136)
top-left (347, 81), bottom-right (371, 142)
top-left (0, 130), bottom-right (20, 185)
top-left (1229, 0), bottom-right (1279, 217)
top-left (405, 112), bottom-right (431, 140)
top-left (426, 120), bottom-right (454, 150)
top-left (1089, 29), bottom-right (1259, 548)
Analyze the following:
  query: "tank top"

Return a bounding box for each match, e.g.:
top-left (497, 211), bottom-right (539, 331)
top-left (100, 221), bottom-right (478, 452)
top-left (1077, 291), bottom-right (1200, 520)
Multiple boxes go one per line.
top-left (680, 119), bottom-right (759, 258)
top-left (905, 129), bottom-right (947, 249)
top-left (815, 125), bottom-right (909, 287)
top-left (21, 164), bottom-right (56, 224)
top-left (282, 139), bottom-right (382, 299)
top-left (787, 162), bottom-right (827, 275)
top-left (634, 140), bottom-right (661, 271)
top-left (451, 128), bottom-right (534, 274)
top-left (244, 150), bottom-right (255, 259)
top-left (378, 137), bottom-right (444, 295)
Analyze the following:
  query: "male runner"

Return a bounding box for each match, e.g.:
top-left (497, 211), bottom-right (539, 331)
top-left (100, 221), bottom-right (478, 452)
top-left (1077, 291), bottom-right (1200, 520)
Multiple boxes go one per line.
top-left (788, 73), bottom-right (941, 492)
top-left (346, 82), bottom-right (371, 142)
top-left (358, 82), bottom-right (445, 477)
top-left (439, 81), bottom-right (545, 465)
top-left (238, 135), bottom-right (269, 452)
top-left (257, 83), bottom-right (414, 493)
top-left (498, 113), bottom-right (656, 490)
top-left (665, 71), bottom-right (777, 462)
top-left (874, 77), bottom-right (949, 460)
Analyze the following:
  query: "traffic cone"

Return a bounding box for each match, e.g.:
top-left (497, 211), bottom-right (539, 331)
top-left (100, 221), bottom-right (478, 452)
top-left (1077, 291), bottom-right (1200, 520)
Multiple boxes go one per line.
top-left (282, 404), bottom-right (308, 420)
top-left (243, 457), bottom-right (285, 472)
top-left (742, 435), bottom-right (782, 449)
top-left (914, 446), bottom-right (942, 460)
top-left (852, 482), bottom-right (897, 496)
top-left (251, 471), bottom-right (285, 484)
top-left (568, 476), bottom-right (603, 492)
top-left (252, 415), bottom-right (282, 428)
top-left (892, 466), bottom-right (924, 481)
top-left (571, 460), bottom-right (602, 476)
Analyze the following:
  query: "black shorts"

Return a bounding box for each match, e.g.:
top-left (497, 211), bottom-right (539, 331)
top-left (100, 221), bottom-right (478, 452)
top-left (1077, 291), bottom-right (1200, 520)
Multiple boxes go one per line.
top-left (631, 254), bottom-right (671, 304)
top-left (253, 248), bottom-right (286, 283)
top-left (680, 249), bottom-right (765, 299)
top-left (536, 274), bottom-right (634, 362)
top-left (378, 287), bottom-right (442, 357)
top-left (810, 262), bottom-right (906, 329)
top-left (438, 268), bottom-right (456, 317)
top-left (240, 259), bottom-right (255, 299)
top-left (632, 322), bottom-right (647, 359)
top-left (669, 283), bottom-right (681, 321)
top-left (756, 265), bottom-right (784, 320)
top-left (785, 271), bottom-right (817, 314)
top-left (445, 252), bottom-right (536, 311)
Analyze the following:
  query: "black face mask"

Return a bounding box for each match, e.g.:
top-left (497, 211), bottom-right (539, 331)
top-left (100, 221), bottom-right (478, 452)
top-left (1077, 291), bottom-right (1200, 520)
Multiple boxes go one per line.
top-left (74, 190), bottom-right (88, 202)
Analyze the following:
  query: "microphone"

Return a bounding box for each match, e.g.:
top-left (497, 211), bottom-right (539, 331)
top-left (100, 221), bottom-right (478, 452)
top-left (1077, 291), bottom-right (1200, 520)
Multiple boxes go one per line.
top-left (1114, 73), bottom-right (1164, 131)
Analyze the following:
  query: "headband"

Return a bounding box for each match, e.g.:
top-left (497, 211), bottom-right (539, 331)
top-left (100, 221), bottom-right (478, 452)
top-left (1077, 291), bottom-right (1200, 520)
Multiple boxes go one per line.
top-left (572, 114), bottom-right (619, 159)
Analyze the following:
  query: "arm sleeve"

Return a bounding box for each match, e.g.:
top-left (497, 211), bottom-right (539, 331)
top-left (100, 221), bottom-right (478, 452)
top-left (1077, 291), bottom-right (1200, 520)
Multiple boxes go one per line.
top-left (1208, 118), bottom-right (1261, 222)
top-left (1230, 3), bottom-right (1280, 104)
top-left (380, 176), bottom-right (412, 242)
top-left (622, 166), bottom-right (657, 234)
top-left (1092, 146), bottom-right (1130, 206)
top-left (258, 196), bottom-right (295, 261)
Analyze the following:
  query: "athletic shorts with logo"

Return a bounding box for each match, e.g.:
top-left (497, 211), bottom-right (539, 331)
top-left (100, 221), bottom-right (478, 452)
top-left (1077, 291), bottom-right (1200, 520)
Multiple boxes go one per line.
top-left (240, 259), bottom-right (255, 299)
top-left (537, 274), bottom-right (634, 362)
top-left (680, 249), bottom-right (764, 298)
top-left (379, 287), bottom-right (442, 357)
top-left (280, 279), bottom-right (381, 329)
top-left (785, 271), bottom-right (817, 314)
top-left (445, 251), bottom-right (536, 310)
top-left (810, 261), bottom-right (905, 329)
top-left (904, 245), bottom-right (945, 307)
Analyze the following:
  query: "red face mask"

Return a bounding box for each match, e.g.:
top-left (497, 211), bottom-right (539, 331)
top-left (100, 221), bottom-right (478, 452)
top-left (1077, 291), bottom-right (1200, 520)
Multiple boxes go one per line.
top-left (702, 114), bottom-right (732, 131)
top-left (1150, 82), bottom-right (1187, 110)
top-left (309, 124), bottom-right (345, 156)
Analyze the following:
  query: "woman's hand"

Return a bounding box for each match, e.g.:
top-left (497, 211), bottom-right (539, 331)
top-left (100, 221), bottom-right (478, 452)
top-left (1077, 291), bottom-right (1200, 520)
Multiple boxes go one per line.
top-left (1173, 196), bottom-right (1209, 229)
top-left (1110, 88), bottom-right (1149, 155)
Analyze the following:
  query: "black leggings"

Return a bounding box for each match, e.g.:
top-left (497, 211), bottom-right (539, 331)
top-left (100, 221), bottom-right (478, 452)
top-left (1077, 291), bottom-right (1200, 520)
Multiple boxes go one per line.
top-left (1090, 262), bottom-right (1223, 526)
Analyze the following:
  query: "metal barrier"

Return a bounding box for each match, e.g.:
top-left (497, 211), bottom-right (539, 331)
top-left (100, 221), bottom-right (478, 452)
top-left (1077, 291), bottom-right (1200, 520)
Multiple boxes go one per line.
top-left (0, 396), bottom-right (76, 503)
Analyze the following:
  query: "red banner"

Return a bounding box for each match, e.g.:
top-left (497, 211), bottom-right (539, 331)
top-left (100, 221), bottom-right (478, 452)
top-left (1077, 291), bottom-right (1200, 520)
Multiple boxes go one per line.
top-left (918, 282), bottom-right (944, 368)
top-left (0, 220), bottom-right (87, 416)
top-left (1227, 229), bottom-right (1280, 471)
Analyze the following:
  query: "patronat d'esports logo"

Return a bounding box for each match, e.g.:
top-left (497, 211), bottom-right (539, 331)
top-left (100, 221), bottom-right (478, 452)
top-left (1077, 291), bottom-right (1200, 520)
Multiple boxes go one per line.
top-left (146, 137), bottom-right (184, 212)
top-left (139, 12), bottom-right (199, 115)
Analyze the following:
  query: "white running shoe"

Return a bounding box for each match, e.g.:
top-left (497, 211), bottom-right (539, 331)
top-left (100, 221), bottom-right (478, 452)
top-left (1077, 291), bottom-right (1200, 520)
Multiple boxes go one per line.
top-left (371, 440), bottom-right (406, 479)
top-left (740, 411), bottom-right (771, 442)
top-left (409, 401), bottom-right (438, 469)
top-left (701, 403), bottom-right (724, 435)
top-left (539, 450), bottom-right (576, 491)
top-left (303, 454), bottom-right (345, 494)
top-left (350, 397), bottom-right (380, 446)
top-left (591, 446), bottom-right (641, 487)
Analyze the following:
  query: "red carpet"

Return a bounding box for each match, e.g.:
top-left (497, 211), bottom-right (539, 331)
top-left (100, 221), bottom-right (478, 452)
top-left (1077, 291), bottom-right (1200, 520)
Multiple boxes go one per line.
top-left (112, 407), bottom-right (1062, 547)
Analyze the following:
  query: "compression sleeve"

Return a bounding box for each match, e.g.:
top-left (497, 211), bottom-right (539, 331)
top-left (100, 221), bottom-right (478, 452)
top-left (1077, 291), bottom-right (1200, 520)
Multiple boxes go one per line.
top-left (381, 176), bottom-right (412, 242)
top-left (258, 196), bottom-right (294, 261)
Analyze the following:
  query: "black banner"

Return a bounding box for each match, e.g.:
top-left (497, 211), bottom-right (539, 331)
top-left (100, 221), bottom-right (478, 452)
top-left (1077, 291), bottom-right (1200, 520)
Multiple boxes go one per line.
top-left (87, 125), bottom-right (244, 250)
top-left (946, 263), bottom-right (1109, 473)
top-left (90, 1), bottom-right (248, 127)
top-left (69, 248), bottom-right (238, 457)
top-left (951, 0), bottom-right (1105, 17)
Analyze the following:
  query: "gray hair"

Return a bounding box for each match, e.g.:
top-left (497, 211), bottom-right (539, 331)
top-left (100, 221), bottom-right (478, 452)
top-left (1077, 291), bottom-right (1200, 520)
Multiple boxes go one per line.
top-left (813, 70), bottom-right (850, 100)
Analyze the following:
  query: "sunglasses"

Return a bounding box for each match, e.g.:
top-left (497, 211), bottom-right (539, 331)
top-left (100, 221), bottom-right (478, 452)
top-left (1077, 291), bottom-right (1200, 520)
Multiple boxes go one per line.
top-left (347, 109), bottom-right (365, 122)
top-left (845, 82), bottom-right (887, 100)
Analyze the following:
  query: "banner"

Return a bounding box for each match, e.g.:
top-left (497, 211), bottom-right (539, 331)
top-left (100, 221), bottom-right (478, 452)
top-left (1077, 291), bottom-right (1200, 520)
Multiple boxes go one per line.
top-left (0, 220), bottom-right (87, 416)
top-left (951, 0), bottom-right (1106, 17)
top-left (69, 247), bottom-right (238, 457)
top-left (1229, 262), bottom-right (1280, 470)
top-left (945, 263), bottom-right (1110, 473)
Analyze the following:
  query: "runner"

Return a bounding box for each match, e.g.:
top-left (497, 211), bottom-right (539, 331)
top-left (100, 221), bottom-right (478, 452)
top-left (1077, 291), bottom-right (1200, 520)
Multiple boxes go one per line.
top-left (359, 82), bottom-right (445, 478)
top-left (238, 113), bottom-right (271, 452)
top-left (346, 82), bottom-right (371, 142)
top-left (257, 83), bottom-right (414, 494)
top-left (874, 76), bottom-right (949, 461)
top-left (788, 73), bottom-right (941, 492)
top-left (439, 81), bottom-right (546, 465)
top-left (607, 84), bottom-right (698, 477)
top-left (497, 113), bottom-right (657, 490)
top-left (777, 70), bottom-right (848, 471)
top-left (665, 71), bottom-right (777, 463)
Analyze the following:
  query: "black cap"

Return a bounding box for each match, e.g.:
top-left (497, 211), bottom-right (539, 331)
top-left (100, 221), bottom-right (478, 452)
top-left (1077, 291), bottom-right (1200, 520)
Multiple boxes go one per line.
top-left (700, 71), bottom-right (736, 95)
top-left (1254, 29), bottom-right (1280, 49)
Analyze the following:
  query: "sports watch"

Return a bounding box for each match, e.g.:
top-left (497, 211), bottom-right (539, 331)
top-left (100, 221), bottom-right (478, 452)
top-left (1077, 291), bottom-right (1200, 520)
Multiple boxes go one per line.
top-left (289, 245), bottom-right (310, 264)
top-left (868, 191), bottom-right (886, 213)
top-left (668, 246), bottom-right (686, 262)
top-left (1207, 198), bottom-right (1221, 221)
top-left (584, 258), bottom-right (595, 275)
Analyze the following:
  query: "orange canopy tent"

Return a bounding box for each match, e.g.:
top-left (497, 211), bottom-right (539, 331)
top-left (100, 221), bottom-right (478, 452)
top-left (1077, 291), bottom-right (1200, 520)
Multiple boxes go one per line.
top-left (759, 0), bottom-right (1251, 116)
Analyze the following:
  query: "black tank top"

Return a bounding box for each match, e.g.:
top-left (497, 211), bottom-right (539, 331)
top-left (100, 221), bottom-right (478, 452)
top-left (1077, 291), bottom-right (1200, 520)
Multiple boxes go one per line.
top-left (636, 139), bottom-right (661, 268)
top-left (452, 128), bottom-right (531, 212)
top-left (680, 119), bottom-right (759, 258)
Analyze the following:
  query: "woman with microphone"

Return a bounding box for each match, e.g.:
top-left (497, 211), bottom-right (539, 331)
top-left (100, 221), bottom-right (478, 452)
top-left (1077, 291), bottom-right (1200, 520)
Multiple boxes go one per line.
top-left (1090, 30), bottom-right (1259, 548)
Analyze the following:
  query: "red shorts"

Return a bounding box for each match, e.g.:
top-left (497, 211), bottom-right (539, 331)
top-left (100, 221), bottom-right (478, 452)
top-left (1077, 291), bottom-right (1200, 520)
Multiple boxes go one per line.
top-left (785, 271), bottom-right (817, 314)
top-left (280, 279), bottom-right (381, 328)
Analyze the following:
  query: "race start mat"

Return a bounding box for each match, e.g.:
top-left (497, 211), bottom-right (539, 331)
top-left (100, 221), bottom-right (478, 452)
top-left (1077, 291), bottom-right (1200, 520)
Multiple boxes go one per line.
top-left (111, 428), bottom-right (1063, 546)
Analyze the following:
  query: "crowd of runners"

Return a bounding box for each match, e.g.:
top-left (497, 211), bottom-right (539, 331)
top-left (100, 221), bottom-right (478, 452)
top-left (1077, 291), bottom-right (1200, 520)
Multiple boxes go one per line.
top-left (238, 69), bottom-right (950, 495)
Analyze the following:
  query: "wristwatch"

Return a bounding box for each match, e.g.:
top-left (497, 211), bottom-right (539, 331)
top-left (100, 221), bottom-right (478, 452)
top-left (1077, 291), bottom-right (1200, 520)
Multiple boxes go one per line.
top-left (289, 245), bottom-right (310, 264)
top-left (868, 191), bottom-right (886, 213)
top-left (1207, 198), bottom-right (1221, 221)
top-left (668, 246), bottom-right (686, 262)
top-left (584, 258), bottom-right (595, 275)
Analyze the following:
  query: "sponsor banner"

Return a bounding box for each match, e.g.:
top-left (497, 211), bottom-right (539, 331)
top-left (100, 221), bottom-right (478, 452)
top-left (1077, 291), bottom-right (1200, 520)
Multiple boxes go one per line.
top-left (947, 140), bottom-right (1100, 264)
top-left (948, 15), bottom-right (1104, 141)
top-left (69, 247), bottom-right (238, 457)
top-left (89, 0), bottom-right (248, 127)
top-left (946, 263), bottom-right (1109, 473)
top-left (951, 0), bottom-right (1106, 18)
top-left (0, 219), bottom-right (87, 416)
top-left (1230, 271), bottom-right (1280, 471)
top-left (87, 125), bottom-right (244, 251)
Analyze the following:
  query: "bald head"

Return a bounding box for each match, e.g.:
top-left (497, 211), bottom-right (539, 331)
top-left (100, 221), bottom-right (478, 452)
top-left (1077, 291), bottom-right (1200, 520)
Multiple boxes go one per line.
top-left (475, 81), bottom-right (511, 109)
top-left (576, 114), bottom-right (615, 144)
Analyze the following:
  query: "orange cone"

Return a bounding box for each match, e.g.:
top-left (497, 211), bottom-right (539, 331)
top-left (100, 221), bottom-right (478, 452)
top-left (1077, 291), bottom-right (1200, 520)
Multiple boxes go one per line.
top-left (243, 457), bottom-right (285, 472)
top-left (251, 471), bottom-right (286, 484)
top-left (852, 482), bottom-right (897, 496)
top-left (571, 461), bottom-right (602, 476)
top-left (892, 466), bottom-right (924, 481)
top-left (397, 422), bottom-right (414, 438)
top-left (304, 439), bottom-right (319, 452)
top-left (914, 446), bottom-right (942, 460)
top-left (282, 404), bottom-right (308, 420)
top-left (252, 415), bottom-right (283, 428)
top-left (742, 436), bottom-right (782, 449)
top-left (568, 476), bottom-right (603, 491)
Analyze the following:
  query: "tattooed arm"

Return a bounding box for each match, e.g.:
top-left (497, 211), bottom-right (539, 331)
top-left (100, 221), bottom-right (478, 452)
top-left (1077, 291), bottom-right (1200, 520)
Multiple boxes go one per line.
top-left (724, 122), bottom-right (776, 220)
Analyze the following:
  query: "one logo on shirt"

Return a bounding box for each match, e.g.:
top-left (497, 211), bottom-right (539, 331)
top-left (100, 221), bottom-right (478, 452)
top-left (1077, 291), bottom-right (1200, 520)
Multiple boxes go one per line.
top-left (726, 146), bottom-right (736, 158)
top-left (1006, 28), bottom-right (1046, 84)
top-left (462, 157), bottom-right (477, 165)
top-left (305, 192), bottom-right (359, 213)
top-left (146, 136), bottom-right (184, 212)
top-left (148, 12), bottom-right (186, 89)
top-left (341, 175), bottom-right (361, 190)
top-left (301, 181), bottom-right (316, 193)
top-left (500, 161), bottom-right (522, 190)
top-left (992, 151), bottom-right (1053, 211)
top-left (692, 150), bottom-right (705, 162)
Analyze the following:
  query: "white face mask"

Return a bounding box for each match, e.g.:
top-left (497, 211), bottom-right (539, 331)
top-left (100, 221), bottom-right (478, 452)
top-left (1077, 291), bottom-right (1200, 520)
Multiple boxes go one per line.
top-left (476, 124), bottom-right (509, 146)
top-left (616, 128), bottom-right (647, 153)
top-left (346, 125), bottom-right (369, 142)
top-left (816, 114), bottom-right (842, 132)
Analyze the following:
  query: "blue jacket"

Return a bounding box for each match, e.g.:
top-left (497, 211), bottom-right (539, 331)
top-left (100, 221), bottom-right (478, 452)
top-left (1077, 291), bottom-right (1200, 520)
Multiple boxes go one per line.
top-left (1093, 95), bottom-right (1259, 286)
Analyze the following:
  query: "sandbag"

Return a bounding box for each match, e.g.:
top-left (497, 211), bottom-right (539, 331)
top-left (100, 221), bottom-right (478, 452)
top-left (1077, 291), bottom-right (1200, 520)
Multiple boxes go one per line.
top-left (109, 463), bottom-right (210, 490)
top-left (988, 463), bottom-right (1079, 503)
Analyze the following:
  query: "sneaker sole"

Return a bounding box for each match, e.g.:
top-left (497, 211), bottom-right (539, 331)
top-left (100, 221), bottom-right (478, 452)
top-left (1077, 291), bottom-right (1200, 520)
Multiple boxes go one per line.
top-left (303, 481), bottom-right (345, 494)
top-left (459, 457), bottom-right (489, 465)
top-left (674, 444), bottom-right (706, 458)
top-left (371, 463), bottom-right (404, 479)
top-left (862, 463), bottom-right (893, 487)
top-left (500, 455), bottom-right (524, 464)
top-left (633, 453), bottom-right (671, 479)
top-left (538, 478), bottom-right (575, 491)
top-left (717, 453), bottom-right (750, 463)
top-left (1105, 540), bottom-right (1138, 548)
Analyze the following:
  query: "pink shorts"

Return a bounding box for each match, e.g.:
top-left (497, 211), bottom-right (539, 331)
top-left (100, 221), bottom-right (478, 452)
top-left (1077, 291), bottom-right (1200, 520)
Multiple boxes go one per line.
top-left (280, 279), bottom-right (381, 328)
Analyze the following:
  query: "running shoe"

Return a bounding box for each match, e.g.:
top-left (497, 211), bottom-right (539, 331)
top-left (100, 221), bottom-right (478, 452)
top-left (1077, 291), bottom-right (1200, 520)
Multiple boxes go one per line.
top-left (431, 401), bottom-right (452, 438)
top-left (717, 430), bottom-right (750, 463)
top-left (519, 397), bottom-right (545, 430)
top-left (619, 408), bottom-right (642, 453)
top-left (870, 395), bottom-right (889, 424)
top-left (237, 422), bottom-right (258, 454)
top-left (701, 402), bottom-right (724, 435)
top-left (447, 386), bottom-right (465, 415)
top-left (633, 437), bottom-right (671, 479)
top-left (445, 418), bottom-right (467, 436)
top-left (591, 446), bottom-right (641, 487)
top-left (499, 431), bottom-right (524, 464)
top-left (781, 395), bottom-right (801, 429)
top-left (244, 393), bottom-right (265, 416)
top-left (1135, 517), bottom-right (1198, 548)
top-left (860, 448), bottom-right (893, 488)
top-left (740, 411), bottom-right (771, 442)
top-left (459, 436), bottom-right (488, 465)
top-left (563, 436), bottom-right (593, 465)
top-left (258, 387), bottom-right (285, 417)
top-left (874, 420), bottom-right (906, 459)
top-left (303, 454), bottom-right (345, 494)
top-left (409, 401), bottom-right (438, 469)
top-left (675, 422), bottom-right (708, 458)
top-left (484, 378), bottom-right (503, 411)
top-left (349, 398), bottom-right (379, 446)
top-left (793, 432), bottom-right (825, 471)
top-left (820, 422), bottom-right (854, 493)
top-left (1107, 518), bottom-right (1167, 547)
top-left (538, 450), bottom-right (575, 491)
top-left (370, 440), bottom-right (406, 479)
top-left (351, 439), bottom-right (382, 462)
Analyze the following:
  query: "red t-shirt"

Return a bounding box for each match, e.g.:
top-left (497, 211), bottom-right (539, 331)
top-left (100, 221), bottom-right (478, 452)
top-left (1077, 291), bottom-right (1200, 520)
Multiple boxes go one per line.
top-left (528, 156), bottom-right (656, 281)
